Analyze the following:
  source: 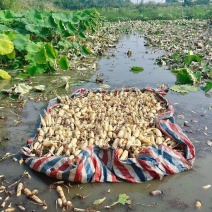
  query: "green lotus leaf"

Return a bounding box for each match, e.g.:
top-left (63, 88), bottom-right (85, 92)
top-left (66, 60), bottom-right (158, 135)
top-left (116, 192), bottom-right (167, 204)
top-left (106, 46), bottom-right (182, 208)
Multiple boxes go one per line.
top-left (4, 31), bottom-right (17, 40)
top-left (45, 43), bottom-right (58, 59)
top-left (176, 68), bottom-right (194, 84)
top-left (80, 45), bottom-right (92, 56)
top-left (13, 36), bottom-right (28, 51)
top-left (66, 23), bottom-right (77, 33)
top-left (0, 34), bottom-right (11, 41)
top-left (52, 12), bottom-right (68, 22)
top-left (26, 64), bottom-right (46, 76)
top-left (26, 9), bottom-right (42, 23)
top-left (59, 56), bottom-right (70, 70)
top-left (70, 14), bottom-right (80, 24)
top-left (58, 20), bottom-right (66, 33)
top-left (47, 15), bottom-right (57, 28)
top-left (79, 22), bottom-right (87, 32)
top-left (170, 85), bottom-right (198, 93)
top-left (201, 82), bottom-right (212, 93)
top-left (25, 24), bottom-right (48, 37)
top-left (130, 66), bottom-right (144, 73)
top-left (0, 34), bottom-right (14, 55)
top-left (7, 50), bottom-right (16, 59)
top-left (4, 10), bottom-right (15, 19)
top-left (0, 24), bottom-right (13, 32)
top-left (78, 32), bottom-right (87, 39)
top-left (0, 10), bottom-right (14, 22)
top-left (0, 69), bottom-right (11, 80)
top-left (184, 54), bottom-right (201, 66)
top-left (34, 47), bottom-right (47, 64)
top-left (26, 42), bottom-right (40, 53)
top-left (71, 41), bottom-right (79, 49)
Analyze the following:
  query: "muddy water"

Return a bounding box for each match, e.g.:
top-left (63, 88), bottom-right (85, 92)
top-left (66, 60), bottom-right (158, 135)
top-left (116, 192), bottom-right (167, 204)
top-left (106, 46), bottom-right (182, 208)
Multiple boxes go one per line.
top-left (0, 33), bottom-right (211, 212)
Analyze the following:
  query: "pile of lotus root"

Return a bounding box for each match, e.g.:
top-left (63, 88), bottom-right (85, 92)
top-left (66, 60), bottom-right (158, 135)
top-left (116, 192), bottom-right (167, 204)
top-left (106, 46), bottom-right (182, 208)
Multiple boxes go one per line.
top-left (30, 89), bottom-right (177, 159)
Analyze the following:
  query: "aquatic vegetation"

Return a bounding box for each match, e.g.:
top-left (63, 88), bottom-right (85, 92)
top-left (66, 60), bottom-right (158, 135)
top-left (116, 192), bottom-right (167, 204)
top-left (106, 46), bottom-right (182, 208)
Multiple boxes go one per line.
top-left (0, 9), bottom-right (110, 78)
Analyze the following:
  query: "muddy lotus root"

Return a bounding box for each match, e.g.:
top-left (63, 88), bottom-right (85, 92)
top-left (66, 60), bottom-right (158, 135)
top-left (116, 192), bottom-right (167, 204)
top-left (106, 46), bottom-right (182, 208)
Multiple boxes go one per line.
top-left (31, 89), bottom-right (177, 159)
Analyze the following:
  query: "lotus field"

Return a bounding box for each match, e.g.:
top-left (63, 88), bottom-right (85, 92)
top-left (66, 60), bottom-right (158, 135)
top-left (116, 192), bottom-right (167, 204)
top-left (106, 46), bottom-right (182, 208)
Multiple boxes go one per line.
top-left (0, 9), bottom-right (212, 93)
top-left (0, 9), bottom-right (117, 79)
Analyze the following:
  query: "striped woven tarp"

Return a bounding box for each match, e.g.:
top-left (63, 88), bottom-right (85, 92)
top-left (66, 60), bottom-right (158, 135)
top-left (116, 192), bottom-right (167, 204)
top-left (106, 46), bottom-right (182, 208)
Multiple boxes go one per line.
top-left (24, 88), bottom-right (195, 183)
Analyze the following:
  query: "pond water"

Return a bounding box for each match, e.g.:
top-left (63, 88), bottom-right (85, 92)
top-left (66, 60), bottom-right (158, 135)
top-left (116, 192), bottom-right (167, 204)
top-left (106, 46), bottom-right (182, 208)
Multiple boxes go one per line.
top-left (0, 33), bottom-right (211, 212)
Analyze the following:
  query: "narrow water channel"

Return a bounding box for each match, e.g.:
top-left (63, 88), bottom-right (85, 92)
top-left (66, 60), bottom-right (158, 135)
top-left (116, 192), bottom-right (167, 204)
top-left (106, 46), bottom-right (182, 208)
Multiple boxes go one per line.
top-left (0, 33), bottom-right (211, 212)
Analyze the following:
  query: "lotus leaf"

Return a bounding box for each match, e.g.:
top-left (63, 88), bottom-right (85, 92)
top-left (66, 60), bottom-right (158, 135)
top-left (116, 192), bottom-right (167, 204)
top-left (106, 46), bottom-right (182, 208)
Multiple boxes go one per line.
top-left (0, 10), bottom-right (14, 21)
top-left (58, 20), bottom-right (66, 33)
top-left (109, 194), bottom-right (131, 207)
top-left (52, 12), bottom-right (68, 22)
top-left (0, 24), bottom-right (13, 32)
top-left (202, 82), bottom-right (212, 93)
top-left (26, 9), bottom-right (42, 23)
top-left (59, 56), bottom-right (70, 70)
top-left (2, 83), bottom-right (32, 95)
top-left (78, 31), bottom-right (87, 39)
top-left (7, 50), bottom-right (16, 59)
top-left (176, 68), bottom-right (195, 84)
top-left (0, 34), bottom-right (14, 55)
top-left (170, 85), bottom-right (198, 93)
top-left (13, 36), bottom-right (28, 51)
top-left (70, 14), bottom-right (80, 24)
top-left (25, 24), bottom-right (39, 34)
top-left (47, 15), bottom-right (57, 28)
top-left (130, 66), bottom-right (144, 73)
top-left (27, 65), bottom-right (46, 76)
top-left (45, 43), bottom-right (58, 59)
top-left (0, 69), bottom-right (11, 80)
top-left (66, 23), bottom-right (77, 33)
top-left (34, 47), bottom-right (47, 64)
top-left (26, 42), bottom-right (40, 53)
top-left (34, 85), bottom-right (45, 91)
top-left (81, 45), bottom-right (92, 55)
top-left (184, 54), bottom-right (201, 66)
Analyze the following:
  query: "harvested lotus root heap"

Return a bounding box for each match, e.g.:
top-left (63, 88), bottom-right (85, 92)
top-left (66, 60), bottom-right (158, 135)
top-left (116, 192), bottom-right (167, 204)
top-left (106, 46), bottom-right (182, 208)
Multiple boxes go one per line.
top-left (31, 89), bottom-right (178, 159)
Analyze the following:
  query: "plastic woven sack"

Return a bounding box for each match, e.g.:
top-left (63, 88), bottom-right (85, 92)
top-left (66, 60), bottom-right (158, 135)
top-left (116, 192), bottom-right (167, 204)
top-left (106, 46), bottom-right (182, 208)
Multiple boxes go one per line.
top-left (22, 87), bottom-right (195, 183)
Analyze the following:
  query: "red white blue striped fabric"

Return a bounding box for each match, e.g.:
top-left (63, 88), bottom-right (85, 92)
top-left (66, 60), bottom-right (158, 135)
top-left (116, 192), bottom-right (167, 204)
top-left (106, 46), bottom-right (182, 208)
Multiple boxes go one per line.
top-left (24, 88), bottom-right (195, 183)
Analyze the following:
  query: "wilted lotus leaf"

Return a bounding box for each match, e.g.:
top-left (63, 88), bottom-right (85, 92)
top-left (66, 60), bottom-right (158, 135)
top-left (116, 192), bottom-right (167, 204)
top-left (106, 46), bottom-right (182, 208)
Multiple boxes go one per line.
top-left (0, 69), bottom-right (11, 80)
top-left (170, 85), bottom-right (198, 93)
top-left (2, 83), bottom-right (32, 95)
top-left (33, 85), bottom-right (45, 91)
top-left (0, 34), bottom-right (14, 55)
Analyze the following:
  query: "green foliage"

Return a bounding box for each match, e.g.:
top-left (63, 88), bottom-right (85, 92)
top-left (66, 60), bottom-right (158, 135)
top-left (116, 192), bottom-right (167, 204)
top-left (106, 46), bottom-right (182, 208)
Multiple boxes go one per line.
top-left (184, 54), bottom-right (201, 66)
top-left (58, 56), bottom-right (70, 70)
top-left (109, 194), bottom-right (131, 207)
top-left (100, 4), bottom-right (212, 21)
top-left (130, 66), bottom-right (144, 73)
top-left (52, 0), bottom-right (131, 10)
top-left (201, 82), bottom-right (212, 92)
top-left (0, 34), bottom-right (14, 55)
top-left (0, 8), bottom-right (101, 77)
